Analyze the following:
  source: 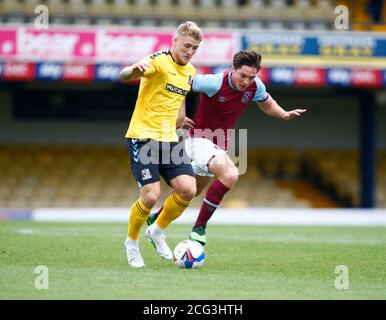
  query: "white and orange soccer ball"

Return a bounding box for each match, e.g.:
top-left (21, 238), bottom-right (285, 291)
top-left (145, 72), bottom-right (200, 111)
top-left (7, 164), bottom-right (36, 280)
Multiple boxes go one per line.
top-left (173, 240), bottom-right (205, 269)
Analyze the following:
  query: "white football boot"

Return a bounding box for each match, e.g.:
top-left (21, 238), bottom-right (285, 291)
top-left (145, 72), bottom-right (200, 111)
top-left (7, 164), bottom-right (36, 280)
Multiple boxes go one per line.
top-left (124, 238), bottom-right (145, 268)
top-left (145, 226), bottom-right (174, 260)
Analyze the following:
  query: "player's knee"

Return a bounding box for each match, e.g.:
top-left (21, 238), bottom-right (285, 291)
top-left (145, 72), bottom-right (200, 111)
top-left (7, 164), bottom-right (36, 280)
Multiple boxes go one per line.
top-left (141, 190), bottom-right (160, 208)
top-left (221, 165), bottom-right (239, 187)
top-left (176, 183), bottom-right (196, 201)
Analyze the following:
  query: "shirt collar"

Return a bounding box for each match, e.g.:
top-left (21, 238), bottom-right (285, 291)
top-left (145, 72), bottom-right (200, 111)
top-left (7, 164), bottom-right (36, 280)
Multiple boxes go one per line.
top-left (228, 71), bottom-right (238, 91)
top-left (168, 50), bottom-right (186, 66)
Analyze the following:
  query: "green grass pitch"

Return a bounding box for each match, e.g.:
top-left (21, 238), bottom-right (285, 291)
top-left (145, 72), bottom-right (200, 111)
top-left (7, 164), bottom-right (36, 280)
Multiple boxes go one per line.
top-left (1, 221), bottom-right (385, 299)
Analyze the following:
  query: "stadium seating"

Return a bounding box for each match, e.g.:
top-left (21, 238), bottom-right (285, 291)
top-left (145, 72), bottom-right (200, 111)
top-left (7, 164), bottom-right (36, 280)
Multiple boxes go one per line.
top-left (0, 144), bottom-right (305, 208)
top-left (303, 148), bottom-right (386, 208)
top-left (4, 0), bottom-right (383, 31)
top-left (1, 144), bottom-right (384, 209)
top-left (1, 0), bottom-right (384, 32)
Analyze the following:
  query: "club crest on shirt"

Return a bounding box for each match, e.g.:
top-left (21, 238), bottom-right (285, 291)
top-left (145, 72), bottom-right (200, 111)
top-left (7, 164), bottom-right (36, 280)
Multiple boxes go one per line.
top-left (241, 91), bottom-right (253, 103)
top-left (218, 96), bottom-right (226, 102)
top-left (141, 168), bottom-right (152, 180)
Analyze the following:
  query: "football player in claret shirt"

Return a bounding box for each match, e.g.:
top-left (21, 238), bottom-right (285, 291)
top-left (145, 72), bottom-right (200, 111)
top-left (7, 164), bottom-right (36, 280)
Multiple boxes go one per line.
top-left (119, 21), bottom-right (202, 268)
top-left (147, 50), bottom-right (307, 245)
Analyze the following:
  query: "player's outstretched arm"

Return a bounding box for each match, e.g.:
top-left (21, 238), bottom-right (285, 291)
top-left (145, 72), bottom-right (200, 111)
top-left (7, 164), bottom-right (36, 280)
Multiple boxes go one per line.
top-left (257, 95), bottom-right (306, 121)
top-left (119, 59), bottom-right (149, 82)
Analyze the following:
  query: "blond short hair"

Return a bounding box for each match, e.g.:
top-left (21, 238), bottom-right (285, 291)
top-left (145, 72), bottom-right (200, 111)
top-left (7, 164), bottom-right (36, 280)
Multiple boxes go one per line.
top-left (176, 21), bottom-right (202, 42)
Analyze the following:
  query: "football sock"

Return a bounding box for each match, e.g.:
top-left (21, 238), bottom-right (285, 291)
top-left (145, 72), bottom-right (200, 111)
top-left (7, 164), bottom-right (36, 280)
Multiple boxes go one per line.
top-left (194, 179), bottom-right (230, 228)
top-left (156, 192), bottom-right (191, 229)
top-left (125, 237), bottom-right (139, 248)
top-left (127, 198), bottom-right (151, 240)
top-left (148, 220), bottom-right (163, 236)
top-left (154, 206), bottom-right (163, 218)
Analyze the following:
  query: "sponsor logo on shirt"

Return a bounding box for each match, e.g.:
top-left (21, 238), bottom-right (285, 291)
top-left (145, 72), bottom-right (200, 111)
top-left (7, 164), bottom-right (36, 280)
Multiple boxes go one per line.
top-left (218, 96), bottom-right (226, 102)
top-left (166, 83), bottom-right (188, 96)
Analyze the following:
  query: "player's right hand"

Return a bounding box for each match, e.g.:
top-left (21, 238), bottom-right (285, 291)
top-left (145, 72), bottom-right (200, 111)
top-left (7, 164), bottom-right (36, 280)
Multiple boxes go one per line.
top-left (131, 59), bottom-right (150, 75)
top-left (182, 117), bottom-right (195, 129)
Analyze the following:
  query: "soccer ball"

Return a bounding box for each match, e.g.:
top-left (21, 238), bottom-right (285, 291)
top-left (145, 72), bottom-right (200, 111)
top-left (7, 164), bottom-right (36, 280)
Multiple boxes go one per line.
top-left (174, 240), bottom-right (205, 269)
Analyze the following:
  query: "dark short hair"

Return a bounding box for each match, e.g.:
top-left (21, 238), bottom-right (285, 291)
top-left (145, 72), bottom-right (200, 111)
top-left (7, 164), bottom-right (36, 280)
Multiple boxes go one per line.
top-left (233, 50), bottom-right (262, 71)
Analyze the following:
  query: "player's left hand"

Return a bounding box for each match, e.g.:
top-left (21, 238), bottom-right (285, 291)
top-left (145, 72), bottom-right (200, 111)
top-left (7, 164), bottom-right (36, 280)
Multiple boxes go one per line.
top-left (282, 109), bottom-right (307, 121)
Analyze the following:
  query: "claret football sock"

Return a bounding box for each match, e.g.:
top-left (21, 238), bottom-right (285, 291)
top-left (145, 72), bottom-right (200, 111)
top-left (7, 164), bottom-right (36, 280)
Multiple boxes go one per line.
top-left (194, 179), bottom-right (230, 227)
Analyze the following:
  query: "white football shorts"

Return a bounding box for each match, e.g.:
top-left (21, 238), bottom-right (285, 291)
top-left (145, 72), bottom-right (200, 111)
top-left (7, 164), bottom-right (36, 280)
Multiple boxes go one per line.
top-left (184, 136), bottom-right (226, 177)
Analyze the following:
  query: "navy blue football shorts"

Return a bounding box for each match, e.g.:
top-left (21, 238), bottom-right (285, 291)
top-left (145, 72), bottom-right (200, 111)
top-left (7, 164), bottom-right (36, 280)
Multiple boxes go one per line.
top-left (127, 138), bottom-right (194, 188)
